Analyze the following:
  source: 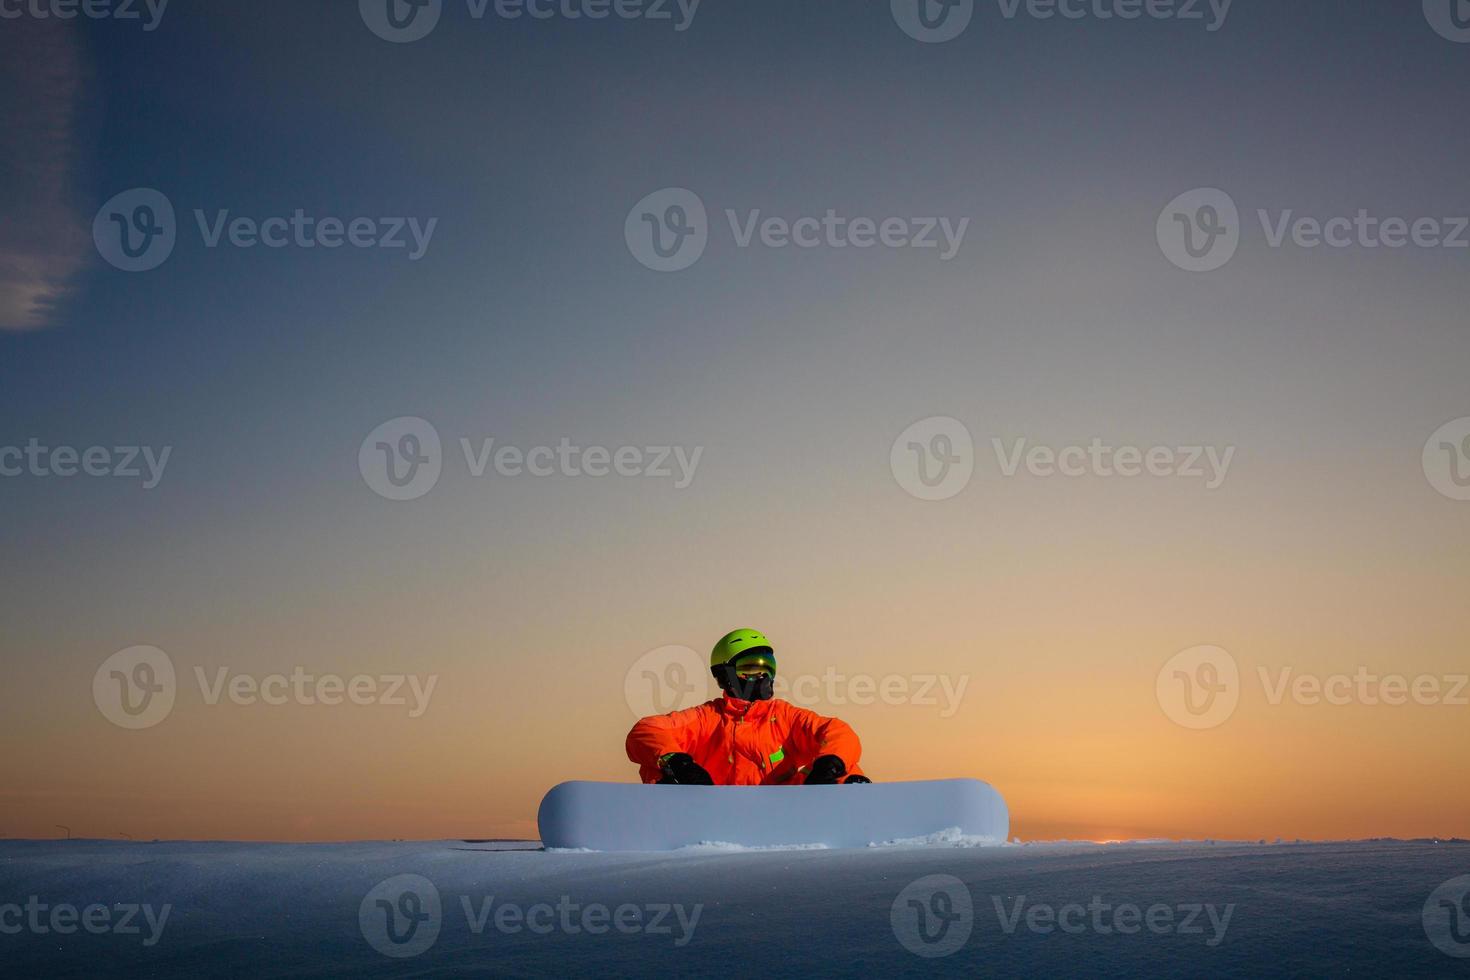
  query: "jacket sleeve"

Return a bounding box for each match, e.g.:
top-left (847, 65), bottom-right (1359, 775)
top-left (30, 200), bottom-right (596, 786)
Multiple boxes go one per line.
top-left (625, 705), bottom-right (712, 783)
top-left (783, 705), bottom-right (862, 772)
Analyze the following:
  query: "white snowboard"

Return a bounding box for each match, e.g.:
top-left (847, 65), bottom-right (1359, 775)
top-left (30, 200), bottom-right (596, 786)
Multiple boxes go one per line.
top-left (537, 778), bottom-right (1009, 851)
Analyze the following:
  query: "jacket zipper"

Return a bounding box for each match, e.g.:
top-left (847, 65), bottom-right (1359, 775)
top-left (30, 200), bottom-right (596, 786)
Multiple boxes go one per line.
top-left (728, 700), bottom-right (753, 766)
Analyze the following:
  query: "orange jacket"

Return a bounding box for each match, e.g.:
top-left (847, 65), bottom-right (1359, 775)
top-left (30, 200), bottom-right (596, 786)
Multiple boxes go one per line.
top-left (626, 696), bottom-right (864, 785)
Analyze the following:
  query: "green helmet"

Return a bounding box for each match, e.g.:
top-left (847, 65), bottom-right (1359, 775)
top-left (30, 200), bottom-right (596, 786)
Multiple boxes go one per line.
top-left (710, 628), bottom-right (777, 700)
top-left (710, 628), bottom-right (776, 673)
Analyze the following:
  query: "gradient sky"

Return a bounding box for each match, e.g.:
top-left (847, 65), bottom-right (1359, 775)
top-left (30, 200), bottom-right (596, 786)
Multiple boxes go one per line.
top-left (2, 1), bottom-right (1468, 843)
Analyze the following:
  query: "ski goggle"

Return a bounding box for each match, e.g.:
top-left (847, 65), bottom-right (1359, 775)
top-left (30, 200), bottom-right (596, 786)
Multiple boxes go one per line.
top-left (730, 651), bottom-right (776, 678)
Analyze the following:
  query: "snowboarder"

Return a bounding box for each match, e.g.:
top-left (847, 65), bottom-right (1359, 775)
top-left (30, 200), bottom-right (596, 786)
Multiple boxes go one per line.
top-left (626, 628), bottom-right (872, 786)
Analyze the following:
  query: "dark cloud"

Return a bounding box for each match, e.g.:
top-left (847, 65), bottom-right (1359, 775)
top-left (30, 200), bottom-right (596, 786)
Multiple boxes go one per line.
top-left (0, 19), bottom-right (87, 330)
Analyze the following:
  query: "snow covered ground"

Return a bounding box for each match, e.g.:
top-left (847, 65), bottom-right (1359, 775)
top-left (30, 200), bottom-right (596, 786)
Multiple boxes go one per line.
top-left (2, 838), bottom-right (1467, 977)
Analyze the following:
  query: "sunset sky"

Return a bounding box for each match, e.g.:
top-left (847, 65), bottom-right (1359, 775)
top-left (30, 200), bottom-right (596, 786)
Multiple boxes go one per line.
top-left (2, 1), bottom-right (1468, 844)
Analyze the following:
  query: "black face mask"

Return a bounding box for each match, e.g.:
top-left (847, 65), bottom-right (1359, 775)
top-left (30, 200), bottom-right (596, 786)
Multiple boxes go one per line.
top-left (716, 668), bottom-right (774, 702)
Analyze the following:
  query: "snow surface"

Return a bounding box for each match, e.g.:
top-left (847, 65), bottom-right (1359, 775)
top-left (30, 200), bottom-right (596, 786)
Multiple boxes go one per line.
top-left (1, 838), bottom-right (1466, 977)
top-left (869, 826), bottom-right (1004, 848)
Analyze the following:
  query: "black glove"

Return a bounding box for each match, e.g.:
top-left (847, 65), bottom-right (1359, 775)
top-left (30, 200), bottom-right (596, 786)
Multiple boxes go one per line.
top-left (844, 774), bottom-right (872, 784)
top-left (804, 754), bottom-right (849, 785)
top-left (657, 753), bottom-right (714, 785)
